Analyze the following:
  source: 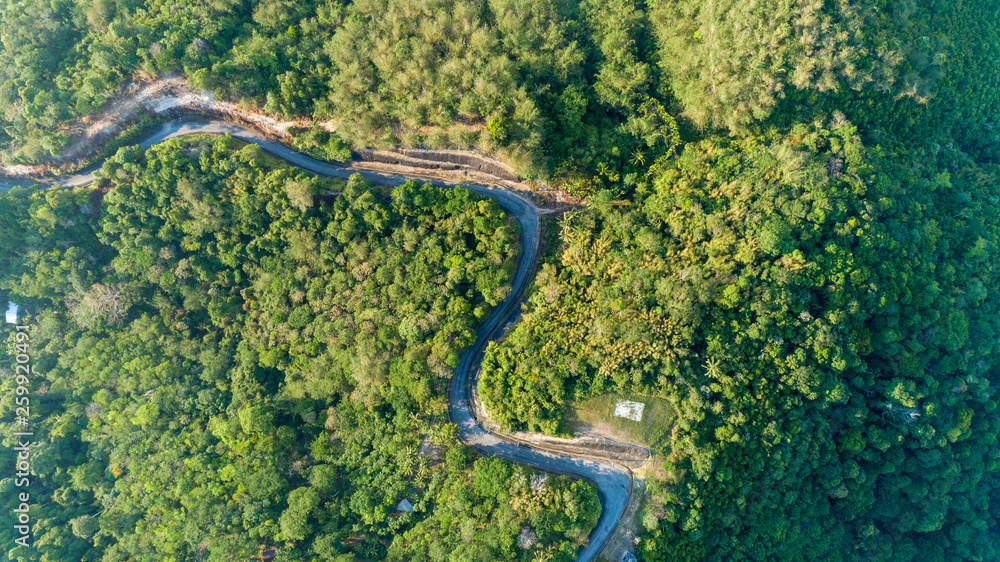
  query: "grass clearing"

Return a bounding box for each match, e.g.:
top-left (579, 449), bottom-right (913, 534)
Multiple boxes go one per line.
top-left (565, 393), bottom-right (676, 454)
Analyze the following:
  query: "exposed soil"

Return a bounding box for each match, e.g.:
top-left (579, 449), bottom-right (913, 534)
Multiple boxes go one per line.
top-left (417, 417), bottom-right (444, 463)
top-left (0, 75), bottom-right (586, 211)
top-left (417, 435), bottom-right (443, 461)
top-left (569, 419), bottom-right (644, 447)
top-left (508, 431), bottom-right (649, 469)
top-left (346, 158), bottom-right (574, 211)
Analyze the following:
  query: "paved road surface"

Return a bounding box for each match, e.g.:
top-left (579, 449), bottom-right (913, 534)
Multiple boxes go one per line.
top-left (0, 118), bottom-right (633, 561)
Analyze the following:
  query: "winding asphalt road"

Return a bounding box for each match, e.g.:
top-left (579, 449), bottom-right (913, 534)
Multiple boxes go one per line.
top-left (0, 118), bottom-right (633, 561)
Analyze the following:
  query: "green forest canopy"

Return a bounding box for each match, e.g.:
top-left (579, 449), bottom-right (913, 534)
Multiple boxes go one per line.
top-left (0, 136), bottom-right (599, 561)
top-left (3, 0), bottom-right (1000, 181)
top-left (2, 0), bottom-right (1000, 561)
top-left (482, 122), bottom-right (1000, 560)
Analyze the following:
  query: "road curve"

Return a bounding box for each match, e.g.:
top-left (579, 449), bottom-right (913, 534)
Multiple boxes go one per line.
top-left (0, 118), bottom-right (632, 561)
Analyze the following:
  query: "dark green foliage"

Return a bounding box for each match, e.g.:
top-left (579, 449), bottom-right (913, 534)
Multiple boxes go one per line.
top-left (482, 124), bottom-right (1000, 560)
top-left (828, 0), bottom-right (1000, 163)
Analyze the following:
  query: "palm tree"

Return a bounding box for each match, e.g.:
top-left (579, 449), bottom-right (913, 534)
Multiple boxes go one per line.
top-left (399, 447), bottom-right (417, 477)
top-left (704, 356), bottom-right (722, 378)
top-left (416, 457), bottom-right (431, 482)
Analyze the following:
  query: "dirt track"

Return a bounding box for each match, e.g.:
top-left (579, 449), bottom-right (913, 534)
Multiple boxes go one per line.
top-left (0, 76), bottom-right (580, 208)
top-left (0, 76), bottom-right (587, 207)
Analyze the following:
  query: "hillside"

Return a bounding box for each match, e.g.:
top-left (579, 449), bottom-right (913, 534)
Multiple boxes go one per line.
top-left (2, 1), bottom-right (1000, 561)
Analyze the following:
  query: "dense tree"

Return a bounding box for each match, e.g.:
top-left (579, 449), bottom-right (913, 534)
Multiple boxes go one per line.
top-left (3, 1), bottom-right (1000, 560)
top-left (481, 122), bottom-right (1000, 560)
top-left (648, 0), bottom-right (906, 132)
top-left (0, 136), bottom-right (598, 560)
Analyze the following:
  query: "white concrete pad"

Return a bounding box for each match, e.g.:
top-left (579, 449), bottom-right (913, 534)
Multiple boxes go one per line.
top-left (613, 400), bottom-right (644, 422)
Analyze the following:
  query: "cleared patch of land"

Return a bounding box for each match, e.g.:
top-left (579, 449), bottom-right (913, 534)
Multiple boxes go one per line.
top-left (566, 393), bottom-right (676, 454)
